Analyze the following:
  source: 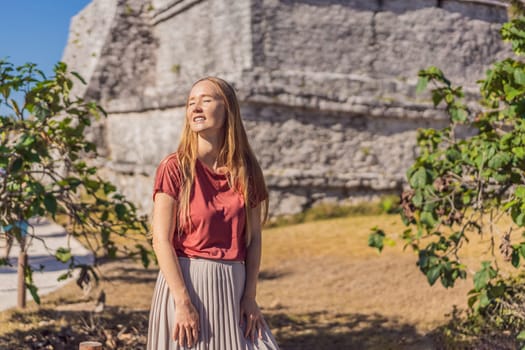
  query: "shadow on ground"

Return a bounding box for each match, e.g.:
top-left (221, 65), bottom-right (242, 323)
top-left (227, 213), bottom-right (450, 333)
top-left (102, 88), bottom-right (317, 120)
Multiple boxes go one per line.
top-left (0, 308), bottom-right (436, 350)
top-left (0, 307), bottom-right (149, 350)
top-left (266, 311), bottom-right (435, 350)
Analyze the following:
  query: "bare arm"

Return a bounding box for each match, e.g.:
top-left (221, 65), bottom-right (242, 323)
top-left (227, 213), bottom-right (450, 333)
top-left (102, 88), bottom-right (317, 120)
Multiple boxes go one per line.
top-left (152, 193), bottom-right (199, 347)
top-left (244, 204), bottom-right (262, 299)
top-left (240, 203), bottom-right (265, 341)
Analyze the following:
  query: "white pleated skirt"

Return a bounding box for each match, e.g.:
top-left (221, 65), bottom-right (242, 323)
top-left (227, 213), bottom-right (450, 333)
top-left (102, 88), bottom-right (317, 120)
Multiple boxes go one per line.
top-left (147, 257), bottom-right (280, 350)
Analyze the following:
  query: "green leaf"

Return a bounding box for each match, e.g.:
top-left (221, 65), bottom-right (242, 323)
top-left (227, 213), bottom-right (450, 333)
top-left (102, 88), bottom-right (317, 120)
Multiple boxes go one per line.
top-left (10, 98), bottom-right (21, 116)
top-left (432, 91), bottom-right (444, 106)
top-left (450, 107), bottom-right (467, 122)
top-left (136, 244), bottom-right (151, 268)
top-left (409, 167), bottom-right (429, 188)
top-left (55, 247), bottom-right (72, 263)
top-left (512, 249), bottom-right (520, 267)
top-left (27, 283), bottom-right (41, 305)
top-left (21, 134), bottom-right (35, 147)
top-left (384, 237), bottom-right (396, 248)
top-left (515, 69), bottom-right (525, 85)
top-left (115, 203), bottom-right (127, 220)
top-left (504, 84), bottom-right (522, 101)
top-left (70, 71), bottom-right (86, 85)
top-left (487, 152), bottom-right (511, 169)
top-left (467, 293), bottom-right (479, 309)
top-left (84, 179), bottom-right (100, 191)
top-left (462, 193), bottom-right (471, 205)
top-left (11, 157), bottom-right (23, 173)
top-left (513, 147), bottom-right (525, 159)
top-left (517, 330), bottom-right (525, 341)
top-left (474, 261), bottom-right (496, 291)
top-left (420, 211), bottom-right (437, 228)
top-left (516, 186), bottom-right (525, 199)
top-left (426, 265), bottom-right (441, 286)
top-left (44, 193), bottom-right (57, 215)
top-left (368, 227), bottom-right (386, 253)
top-left (449, 232), bottom-right (462, 245)
top-left (57, 272), bottom-right (71, 281)
top-left (412, 190), bottom-right (423, 207)
top-left (446, 148), bottom-right (461, 162)
top-left (416, 76), bottom-right (429, 94)
top-left (520, 244), bottom-right (525, 259)
top-left (103, 182), bottom-right (116, 194)
top-left (512, 207), bottom-right (525, 227)
top-left (479, 290), bottom-right (490, 308)
top-left (503, 199), bottom-right (518, 211)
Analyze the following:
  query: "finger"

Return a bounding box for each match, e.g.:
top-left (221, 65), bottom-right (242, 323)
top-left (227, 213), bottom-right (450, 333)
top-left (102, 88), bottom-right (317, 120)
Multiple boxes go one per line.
top-left (173, 324), bottom-right (180, 342)
top-left (258, 320), bottom-right (263, 339)
top-left (179, 326), bottom-right (186, 347)
top-left (251, 317), bottom-right (258, 342)
top-left (257, 319), bottom-right (263, 339)
top-left (244, 315), bottom-right (253, 338)
top-left (192, 323), bottom-right (199, 344)
top-left (185, 326), bottom-right (193, 347)
top-left (248, 317), bottom-right (254, 342)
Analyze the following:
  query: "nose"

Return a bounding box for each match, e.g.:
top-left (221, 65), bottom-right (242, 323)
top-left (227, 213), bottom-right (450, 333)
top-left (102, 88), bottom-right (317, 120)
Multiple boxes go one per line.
top-left (193, 100), bottom-right (203, 112)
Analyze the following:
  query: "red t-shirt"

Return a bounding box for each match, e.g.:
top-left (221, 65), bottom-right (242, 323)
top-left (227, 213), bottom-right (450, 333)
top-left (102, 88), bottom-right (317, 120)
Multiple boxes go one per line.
top-left (152, 153), bottom-right (265, 261)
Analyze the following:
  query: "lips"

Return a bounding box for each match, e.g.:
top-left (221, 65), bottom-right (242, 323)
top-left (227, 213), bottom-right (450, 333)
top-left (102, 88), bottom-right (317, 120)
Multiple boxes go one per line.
top-left (193, 116), bottom-right (206, 122)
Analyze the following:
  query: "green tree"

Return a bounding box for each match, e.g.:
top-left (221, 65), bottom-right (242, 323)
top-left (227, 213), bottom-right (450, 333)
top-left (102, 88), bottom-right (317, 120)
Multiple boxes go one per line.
top-left (0, 60), bottom-right (152, 308)
top-left (369, 17), bottom-right (525, 313)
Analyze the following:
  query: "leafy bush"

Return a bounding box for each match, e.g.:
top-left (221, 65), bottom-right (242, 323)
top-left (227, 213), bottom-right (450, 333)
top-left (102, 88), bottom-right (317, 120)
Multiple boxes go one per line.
top-left (434, 274), bottom-right (525, 349)
top-left (368, 16), bottom-right (525, 345)
top-left (0, 60), bottom-right (152, 306)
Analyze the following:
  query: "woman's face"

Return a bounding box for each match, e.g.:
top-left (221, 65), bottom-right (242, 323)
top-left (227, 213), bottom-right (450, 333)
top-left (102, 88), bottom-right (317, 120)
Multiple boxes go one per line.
top-left (186, 80), bottom-right (226, 136)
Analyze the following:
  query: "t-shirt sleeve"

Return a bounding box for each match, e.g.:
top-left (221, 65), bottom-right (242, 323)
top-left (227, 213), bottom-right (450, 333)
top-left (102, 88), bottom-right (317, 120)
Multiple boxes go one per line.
top-left (152, 156), bottom-right (182, 201)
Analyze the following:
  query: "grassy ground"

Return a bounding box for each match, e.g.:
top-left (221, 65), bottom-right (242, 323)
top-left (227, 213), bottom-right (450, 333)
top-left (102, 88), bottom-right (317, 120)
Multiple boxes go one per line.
top-left (0, 213), bottom-right (507, 349)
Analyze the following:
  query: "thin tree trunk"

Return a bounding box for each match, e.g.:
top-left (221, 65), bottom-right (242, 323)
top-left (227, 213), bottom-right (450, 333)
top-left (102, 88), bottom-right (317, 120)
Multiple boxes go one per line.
top-left (17, 250), bottom-right (27, 308)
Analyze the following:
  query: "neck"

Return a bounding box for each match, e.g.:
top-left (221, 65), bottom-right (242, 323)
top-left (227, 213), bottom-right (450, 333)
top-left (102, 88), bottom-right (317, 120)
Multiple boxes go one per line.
top-left (197, 133), bottom-right (223, 168)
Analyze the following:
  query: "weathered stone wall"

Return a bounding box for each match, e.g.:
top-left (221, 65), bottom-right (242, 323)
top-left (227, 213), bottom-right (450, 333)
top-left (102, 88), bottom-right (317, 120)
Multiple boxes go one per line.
top-left (62, 0), bottom-right (118, 99)
top-left (251, 0), bottom-right (506, 81)
top-left (152, 0), bottom-right (252, 90)
top-left (63, 0), bottom-right (511, 216)
top-left (241, 102), bottom-right (452, 214)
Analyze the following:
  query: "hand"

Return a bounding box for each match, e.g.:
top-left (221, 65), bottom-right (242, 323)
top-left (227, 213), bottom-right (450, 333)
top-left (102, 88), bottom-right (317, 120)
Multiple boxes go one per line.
top-left (173, 300), bottom-right (200, 347)
top-left (240, 295), bottom-right (264, 342)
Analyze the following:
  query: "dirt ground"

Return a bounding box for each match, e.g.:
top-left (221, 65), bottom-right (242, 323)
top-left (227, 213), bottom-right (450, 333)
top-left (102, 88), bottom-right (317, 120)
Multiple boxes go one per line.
top-left (0, 214), bottom-right (487, 350)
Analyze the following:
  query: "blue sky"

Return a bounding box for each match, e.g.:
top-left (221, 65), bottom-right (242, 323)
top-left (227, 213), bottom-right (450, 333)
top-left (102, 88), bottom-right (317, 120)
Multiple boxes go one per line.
top-left (0, 1), bottom-right (91, 77)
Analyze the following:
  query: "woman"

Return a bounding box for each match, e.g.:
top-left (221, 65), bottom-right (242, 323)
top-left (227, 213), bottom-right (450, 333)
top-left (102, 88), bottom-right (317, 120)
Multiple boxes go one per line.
top-left (147, 77), bottom-right (280, 349)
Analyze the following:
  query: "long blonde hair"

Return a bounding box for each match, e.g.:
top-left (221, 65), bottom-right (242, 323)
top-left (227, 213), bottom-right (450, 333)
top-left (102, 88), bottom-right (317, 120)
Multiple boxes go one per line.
top-left (176, 77), bottom-right (268, 246)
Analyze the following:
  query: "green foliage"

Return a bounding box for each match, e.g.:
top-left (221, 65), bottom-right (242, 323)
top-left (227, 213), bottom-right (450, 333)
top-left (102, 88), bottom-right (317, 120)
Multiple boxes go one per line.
top-left (436, 274), bottom-right (525, 349)
top-left (379, 194), bottom-right (401, 214)
top-left (368, 16), bottom-right (525, 325)
top-left (0, 59), bottom-right (152, 304)
top-left (368, 226), bottom-right (395, 253)
top-left (506, 0), bottom-right (525, 20)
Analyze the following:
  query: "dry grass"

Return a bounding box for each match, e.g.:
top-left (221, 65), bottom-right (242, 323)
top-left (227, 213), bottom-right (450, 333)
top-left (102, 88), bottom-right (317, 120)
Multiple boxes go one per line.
top-left (0, 213), bottom-right (517, 349)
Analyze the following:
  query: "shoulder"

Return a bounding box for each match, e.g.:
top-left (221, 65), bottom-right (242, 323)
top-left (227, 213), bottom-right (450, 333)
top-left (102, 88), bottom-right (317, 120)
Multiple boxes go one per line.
top-left (152, 152), bottom-right (184, 199)
top-left (157, 152), bottom-right (182, 172)
top-left (159, 152), bottom-right (180, 166)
